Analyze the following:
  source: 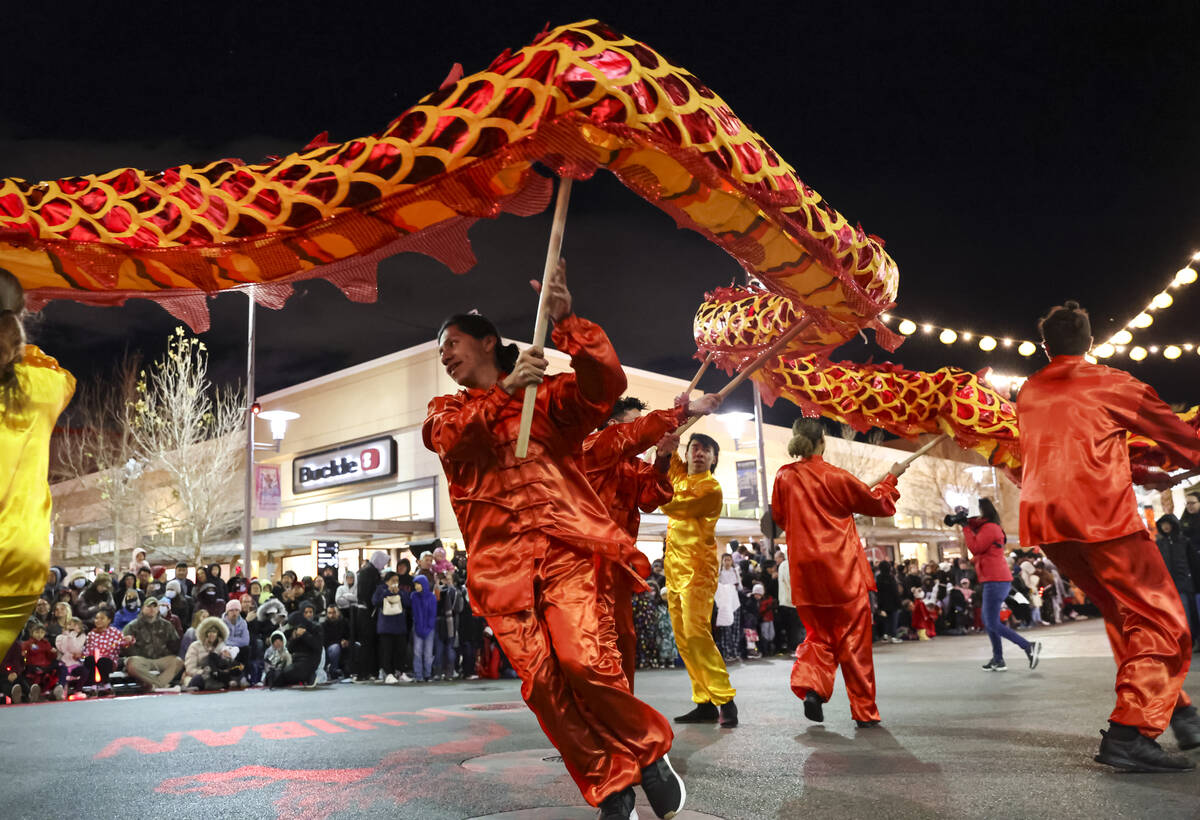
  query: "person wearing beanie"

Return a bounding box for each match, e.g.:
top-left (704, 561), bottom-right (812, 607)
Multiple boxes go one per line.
top-left (423, 262), bottom-right (683, 820)
top-left (1017, 300), bottom-right (1200, 771)
top-left (656, 428), bottom-right (740, 730)
top-left (772, 417), bottom-right (909, 728)
top-left (222, 598), bottom-right (250, 669)
top-left (582, 392), bottom-right (720, 692)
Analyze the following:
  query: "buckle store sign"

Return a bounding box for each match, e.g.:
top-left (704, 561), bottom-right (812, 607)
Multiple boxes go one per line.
top-left (293, 436), bottom-right (397, 493)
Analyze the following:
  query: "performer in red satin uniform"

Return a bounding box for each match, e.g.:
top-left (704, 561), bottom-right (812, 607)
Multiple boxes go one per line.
top-left (423, 261), bottom-right (685, 820)
top-left (583, 393), bottom-right (719, 690)
top-left (771, 418), bottom-right (907, 727)
top-left (1018, 300), bottom-right (1200, 772)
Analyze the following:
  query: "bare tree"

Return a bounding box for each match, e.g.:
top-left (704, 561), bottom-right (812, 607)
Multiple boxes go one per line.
top-left (900, 449), bottom-right (990, 524)
top-left (56, 355), bottom-right (146, 571)
top-left (130, 328), bottom-right (245, 568)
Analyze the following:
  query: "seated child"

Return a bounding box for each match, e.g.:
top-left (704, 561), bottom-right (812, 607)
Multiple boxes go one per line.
top-left (21, 621), bottom-right (63, 701)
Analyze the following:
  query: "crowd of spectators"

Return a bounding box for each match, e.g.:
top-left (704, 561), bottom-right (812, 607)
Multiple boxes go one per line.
top-left (7, 497), bottom-right (1198, 704)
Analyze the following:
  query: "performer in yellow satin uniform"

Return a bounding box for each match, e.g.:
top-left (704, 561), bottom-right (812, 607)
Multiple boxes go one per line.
top-left (657, 431), bottom-right (738, 727)
top-left (0, 271), bottom-right (76, 659)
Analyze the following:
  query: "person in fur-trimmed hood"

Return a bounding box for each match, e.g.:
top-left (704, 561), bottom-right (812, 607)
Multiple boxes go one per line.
top-left (75, 574), bottom-right (115, 626)
top-left (184, 616), bottom-right (240, 691)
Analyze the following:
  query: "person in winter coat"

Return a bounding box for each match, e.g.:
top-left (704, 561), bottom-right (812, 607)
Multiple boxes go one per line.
top-left (184, 616), bottom-right (241, 691)
top-left (42, 566), bottom-right (66, 603)
top-left (194, 582), bottom-right (224, 618)
top-left (410, 575), bottom-right (437, 682)
top-left (372, 572), bottom-right (410, 684)
top-left (714, 554), bottom-right (741, 662)
top-left (771, 417), bottom-right (907, 728)
top-left (874, 561), bottom-right (903, 643)
top-left (335, 572), bottom-right (357, 611)
top-left (21, 621), bottom-right (62, 701)
top-left (62, 570), bottom-right (90, 607)
top-left (123, 597), bottom-right (184, 692)
top-left (113, 589), bottom-right (141, 631)
top-left (263, 630), bottom-right (292, 681)
top-left (83, 607), bottom-right (131, 690)
top-left (1019, 560), bottom-right (1045, 626)
top-left (206, 564), bottom-right (229, 602)
top-left (1156, 514), bottom-right (1198, 641)
top-left (221, 599), bottom-right (250, 670)
top-left (962, 499), bottom-right (1038, 671)
top-left (55, 617), bottom-right (86, 692)
top-left (75, 574), bottom-right (115, 626)
top-left (1178, 492), bottom-right (1200, 650)
top-left (355, 551), bottom-right (387, 681)
top-left (435, 571), bottom-right (464, 680)
top-left (321, 604), bottom-right (352, 681)
top-left (272, 610), bottom-right (322, 687)
top-left (163, 579), bottom-right (193, 630)
top-left (157, 598), bottom-right (184, 637)
top-left (116, 572), bottom-right (141, 605)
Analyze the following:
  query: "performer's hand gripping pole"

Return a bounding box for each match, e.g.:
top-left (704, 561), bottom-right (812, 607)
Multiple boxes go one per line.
top-left (868, 433), bottom-right (950, 486)
top-left (675, 316), bottom-right (814, 436)
top-left (516, 177), bottom-right (573, 459)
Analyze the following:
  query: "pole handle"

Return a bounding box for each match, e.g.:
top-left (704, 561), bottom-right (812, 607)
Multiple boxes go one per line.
top-left (868, 432), bottom-right (950, 486)
top-left (516, 178), bottom-right (574, 459)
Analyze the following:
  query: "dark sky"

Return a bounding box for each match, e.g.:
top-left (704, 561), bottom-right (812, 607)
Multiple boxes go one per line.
top-left (5, 2), bottom-right (1200, 424)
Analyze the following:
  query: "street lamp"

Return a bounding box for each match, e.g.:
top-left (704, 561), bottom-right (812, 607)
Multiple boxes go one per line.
top-left (242, 407), bottom-right (299, 581)
top-left (258, 410), bottom-right (300, 451)
top-left (716, 411), bottom-right (754, 448)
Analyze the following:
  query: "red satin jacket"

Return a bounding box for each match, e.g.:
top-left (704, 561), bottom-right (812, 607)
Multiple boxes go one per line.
top-left (771, 456), bottom-right (898, 606)
top-left (1017, 355), bottom-right (1200, 546)
top-left (423, 315), bottom-right (642, 617)
top-left (582, 407), bottom-right (682, 540)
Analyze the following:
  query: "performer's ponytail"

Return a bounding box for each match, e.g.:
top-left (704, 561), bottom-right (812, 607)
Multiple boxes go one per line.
top-left (787, 417), bottom-right (825, 458)
top-left (0, 269), bottom-right (27, 419)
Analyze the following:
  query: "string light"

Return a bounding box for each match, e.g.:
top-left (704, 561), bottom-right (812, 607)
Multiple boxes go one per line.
top-left (1175, 267), bottom-right (1197, 285)
top-left (961, 331), bottom-right (973, 341)
top-left (1093, 343), bottom-right (1115, 358)
top-left (898, 319), bottom-right (917, 335)
top-left (939, 329), bottom-right (957, 344)
top-left (1131, 312), bottom-right (1154, 329)
top-left (922, 324), bottom-right (933, 334)
top-left (1130, 346), bottom-right (1148, 361)
top-left (979, 336), bottom-right (997, 351)
top-left (1164, 345), bottom-right (1182, 360)
top-left (1151, 292), bottom-right (1174, 310)
top-left (1111, 329), bottom-right (1133, 345)
top-left (1018, 341), bottom-right (1037, 357)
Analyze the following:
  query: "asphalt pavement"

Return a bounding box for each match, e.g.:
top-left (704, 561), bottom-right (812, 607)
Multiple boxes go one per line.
top-left (1, 618), bottom-right (1197, 820)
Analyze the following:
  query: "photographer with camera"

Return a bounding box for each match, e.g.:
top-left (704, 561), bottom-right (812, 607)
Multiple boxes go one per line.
top-left (953, 499), bottom-right (1040, 672)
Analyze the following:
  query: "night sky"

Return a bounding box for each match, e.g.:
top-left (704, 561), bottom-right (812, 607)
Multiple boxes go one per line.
top-left (5, 2), bottom-right (1199, 424)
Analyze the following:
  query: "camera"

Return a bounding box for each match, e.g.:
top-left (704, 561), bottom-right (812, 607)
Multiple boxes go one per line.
top-left (944, 506), bottom-right (969, 527)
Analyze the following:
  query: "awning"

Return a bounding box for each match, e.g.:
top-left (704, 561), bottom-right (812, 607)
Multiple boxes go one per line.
top-left (249, 518), bottom-right (436, 551)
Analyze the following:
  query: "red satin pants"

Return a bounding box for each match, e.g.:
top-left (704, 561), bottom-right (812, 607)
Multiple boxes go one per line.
top-left (595, 556), bottom-right (638, 690)
top-left (791, 597), bottom-right (881, 722)
top-left (1044, 531), bottom-right (1192, 737)
top-left (486, 540), bottom-right (673, 806)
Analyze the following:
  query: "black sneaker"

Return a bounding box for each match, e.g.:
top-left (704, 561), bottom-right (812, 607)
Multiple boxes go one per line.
top-left (855, 719), bottom-right (882, 728)
top-left (1026, 641), bottom-right (1042, 670)
top-left (1095, 729), bottom-right (1196, 773)
top-left (674, 701), bottom-right (718, 723)
top-left (982, 659), bottom-right (1007, 672)
top-left (598, 786), bottom-right (639, 819)
top-left (803, 691), bottom-right (824, 723)
top-left (640, 754), bottom-right (686, 819)
top-left (1171, 705), bottom-right (1200, 751)
top-left (719, 700), bottom-right (738, 728)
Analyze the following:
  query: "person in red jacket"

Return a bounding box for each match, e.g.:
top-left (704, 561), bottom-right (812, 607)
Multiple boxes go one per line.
top-left (1018, 300), bottom-right (1200, 772)
top-left (582, 393), bottom-right (719, 690)
top-left (961, 498), bottom-right (1040, 671)
top-left (20, 620), bottom-right (62, 701)
top-left (423, 260), bottom-right (685, 820)
top-left (771, 418), bottom-right (907, 727)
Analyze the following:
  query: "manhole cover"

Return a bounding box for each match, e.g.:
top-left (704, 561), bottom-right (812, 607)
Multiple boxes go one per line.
top-left (466, 701), bottom-right (527, 711)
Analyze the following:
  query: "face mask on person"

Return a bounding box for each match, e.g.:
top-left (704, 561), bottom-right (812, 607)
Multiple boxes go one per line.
top-left (165, 589), bottom-right (176, 598)
top-left (73, 578), bottom-right (87, 590)
top-left (125, 600), bottom-right (139, 611)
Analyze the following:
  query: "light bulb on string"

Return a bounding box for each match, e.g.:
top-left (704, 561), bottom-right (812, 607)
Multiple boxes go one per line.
top-left (1179, 266), bottom-right (1200, 284)
top-left (1131, 313), bottom-right (1154, 329)
top-left (1002, 338), bottom-right (1013, 348)
top-left (1130, 346), bottom-right (1148, 361)
top-left (1111, 329), bottom-right (1133, 345)
top-left (1018, 341), bottom-right (1037, 357)
top-left (1185, 344), bottom-right (1195, 351)
top-left (1151, 292), bottom-right (1173, 309)
top-left (978, 336), bottom-right (997, 351)
top-left (1149, 345), bottom-right (1159, 354)
top-left (961, 331), bottom-right (973, 341)
top-left (1093, 343), bottom-right (1115, 358)
top-left (1164, 345), bottom-right (1182, 360)
top-left (881, 313), bottom-right (891, 322)
top-left (939, 329), bottom-right (957, 344)
top-left (1084, 354), bottom-right (1097, 364)
top-left (922, 324), bottom-right (933, 334)
top-left (898, 319), bottom-right (917, 335)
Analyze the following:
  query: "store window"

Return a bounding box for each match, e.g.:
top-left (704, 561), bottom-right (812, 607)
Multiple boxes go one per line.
top-left (411, 487), bottom-right (434, 519)
top-left (372, 491), bottom-right (411, 519)
top-left (291, 503), bottom-right (326, 526)
top-left (281, 552), bottom-right (315, 579)
top-left (328, 497), bottom-right (371, 520)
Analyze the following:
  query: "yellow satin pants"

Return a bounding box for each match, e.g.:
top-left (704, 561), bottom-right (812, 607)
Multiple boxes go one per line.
top-left (667, 583), bottom-right (735, 706)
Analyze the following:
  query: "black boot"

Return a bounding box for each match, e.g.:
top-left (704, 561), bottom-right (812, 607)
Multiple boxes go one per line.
top-left (598, 786), bottom-right (638, 819)
top-left (1171, 704), bottom-right (1200, 751)
top-left (674, 701), bottom-right (718, 723)
top-left (1094, 725), bottom-right (1196, 773)
top-left (855, 719), bottom-right (881, 728)
top-left (640, 754), bottom-right (685, 819)
top-left (719, 700), bottom-right (738, 728)
top-left (803, 691), bottom-right (824, 723)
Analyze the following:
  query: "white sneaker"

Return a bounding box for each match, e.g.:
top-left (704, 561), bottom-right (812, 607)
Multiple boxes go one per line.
top-left (154, 685), bottom-right (182, 694)
top-left (384, 674), bottom-right (399, 685)
top-left (398, 673), bottom-right (413, 683)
